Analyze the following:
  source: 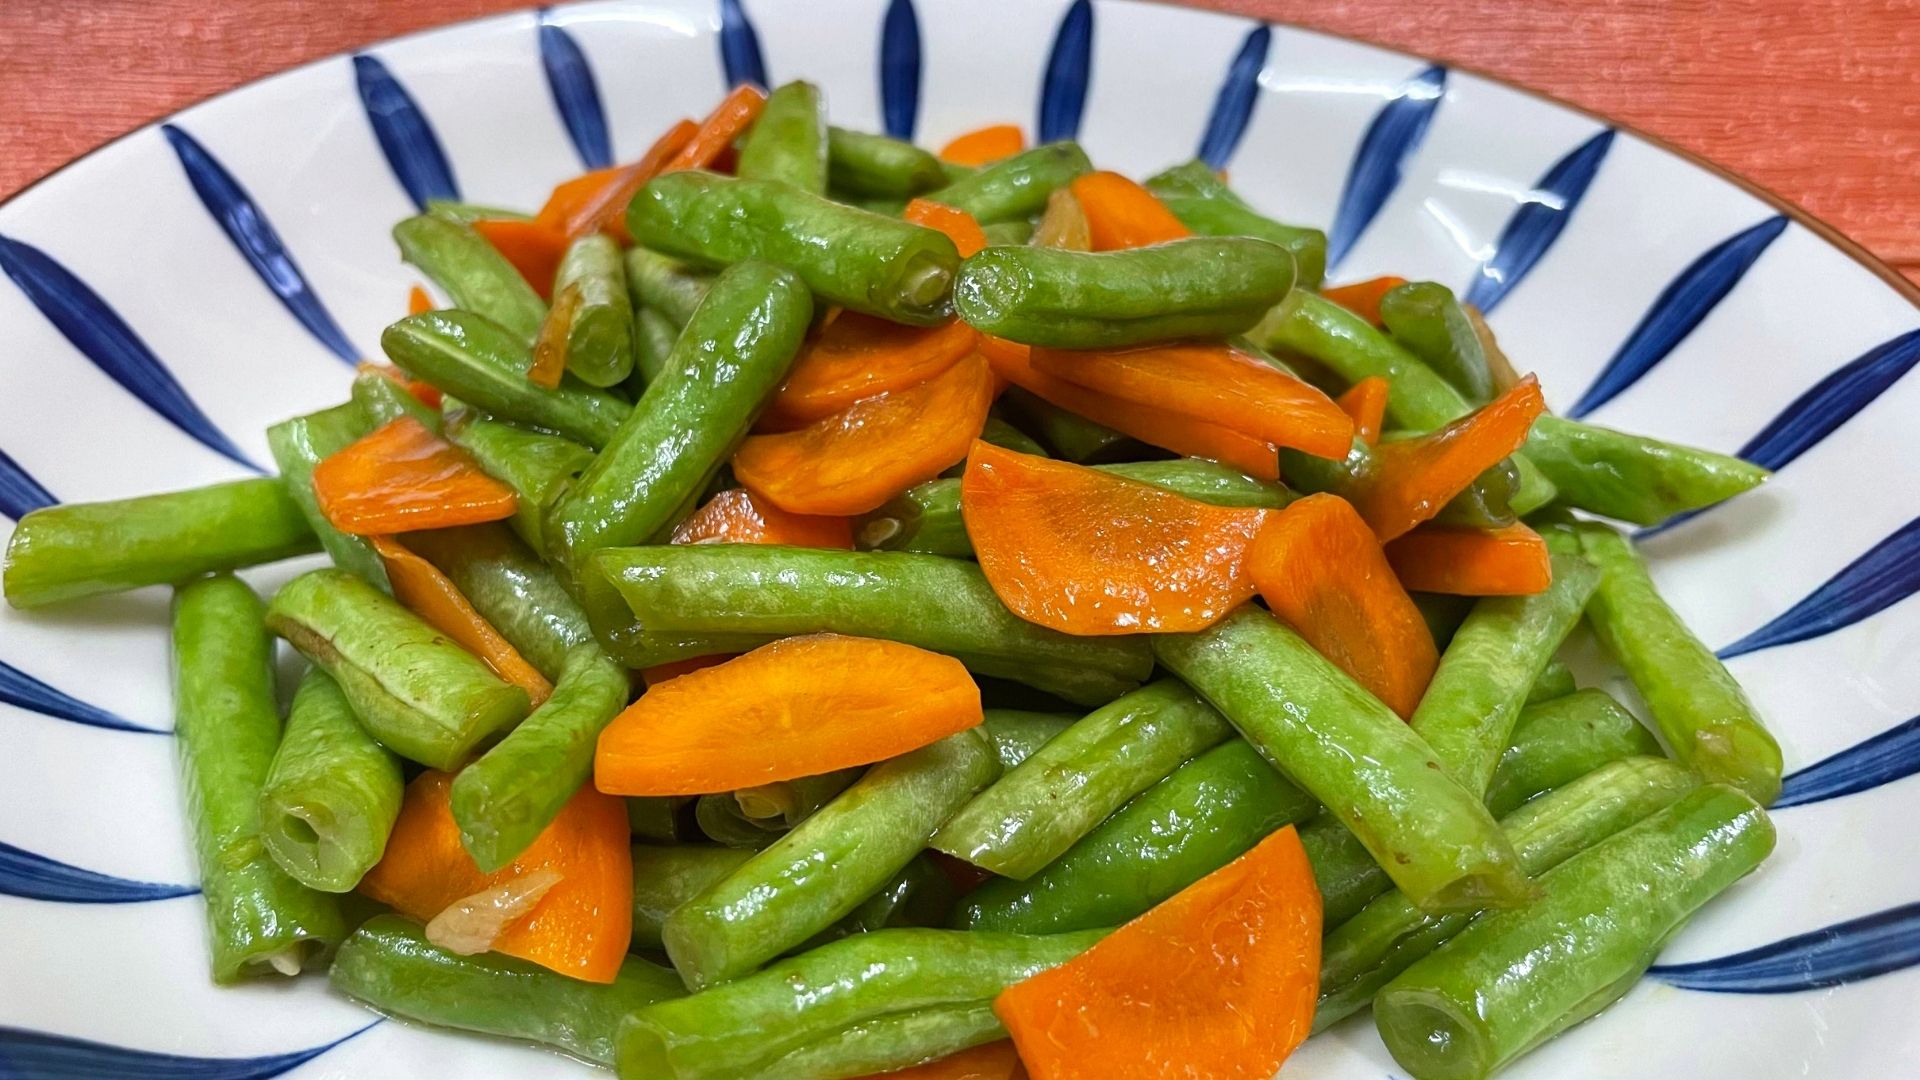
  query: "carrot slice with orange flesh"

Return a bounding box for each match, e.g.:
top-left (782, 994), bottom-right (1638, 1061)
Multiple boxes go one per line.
top-left (982, 341), bottom-right (1281, 481)
top-left (1337, 375), bottom-right (1390, 446)
top-left (359, 772), bottom-right (633, 982)
top-left (1249, 493), bottom-right (1437, 718)
top-left (638, 655), bottom-right (734, 688)
top-left (994, 825), bottom-right (1319, 1080)
top-left (312, 417), bottom-right (518, 535)
top-left (733, 353), bottom-right (996, 516)
top-left (939, 124), bottom-right (1026, 166)
top-left (851, 1041), bottom-right (1025, 1080)
top-left (763, 313), bottom-right (979, 429)
top-left (356, 360), bottom-right (443, 410)
top-left (1031, 343), bottom-right (1353, 460)
top-left (1350, 376), bottom-right (1546, 543)
top-left (470, 219), bottom-right (571, 300)
top-left (535, 166), bottom-right (623, 233)
top-left (407, 284), bottom-right (434, 315)
top-left (1068, 171), bottom-right (1192, 251)
top-left (556, 120), bottom-right (699, 242)
top-left (1386, 522), bottom-right (1553, 596)
top-left (670, 487), bottom-right (855, 548)
top-left (594, 634), bottom-right (983, 796)
top-left (962, 441), bottom-right (1268, 636)
top-left (371, 536), bottom-right (554, 706)
top-left (528, 282), bottom-right (582, 389)
top-left (663, 84), bottom-right (769, 173)
top-left (1320, 275), bottom-right (1408, 325)
top-left (904, 199), bottom-right (989, 258)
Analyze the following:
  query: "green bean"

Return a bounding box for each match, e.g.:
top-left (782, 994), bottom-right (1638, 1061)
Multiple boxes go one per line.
top-left (633, 845), bottom-right (755, 950)
top-left (735, 769), bottom-right (865, 829)
top-left (957, 739), bottom-right (1316, 934)
top-left (2, 478), bottom-right (319, 609)
top-left (265, 568), bottom-right (529, 770)
top-left (590, 545), bottom-right (1153, 706)
top-left (738, 82), bottom-right (828, 192)
top-left (926, 142), bottom-right (1092, 224)
top-left (629, 173), bottom-right (958, 325)
top-left (425, 199), bottom-right (532, 224)
top-left (695, 794), bottom-right (781, 849)
top-left (826, 126), bottom-right (947, 197)
top-left (799, 854), bottom-right (959, 952)
top-left (549, 262), bottom-right (811, 570)
top-left (172, 574), bottom-right (344, 981)
top-left (625, 247), bottom-right (716, 330)
top-left (1379, 281), bottom-right (1495, 404)
top-left (351, 369), bottom-right (442, 430)
top-left (442, 414), bottom-right (594, 558)
top-left (1506, 454), bottom-right (1558, 517)
top-left (857, 459), bottom-right (1290, 557)
top-left (1256, 290), bottom-right (1477, 431)
top-left (1154, 607), bottom-right (1529, 914)
top-left (258, 668), bottom-right (403, 892)
top-left (1414, 592), bottom-right (1474, 648)
top-left (552, 234), bottom-right (637, 387)
top-left (974, 414), bottom-right (1050, 458)
top-left (980, 709), bottom-right (1075, 770)
top-left (1283, 437), bottom-right (1517, 533)
top-left (628, 797), bottom-right (693, 844)
top-left (332, 915), bottom-right (683, 1067)
top-left (266, 402), bottom-right (389, 588)
top-left (1411, 547), bottom-right (1602, 795)
top-left (1315, 757), bottom-right (1699, 1031)
top-left (735, 1002), bottom-right (1003, 1080)
top-left (1526, 414), bottom-right (1769, 526)
top-left (838, 193), bottom-right (911, 217)
top-left (402, 523), bottom-right (591, 680)
top-left (982, 219), bottom-right (1034, 246)
top-left (392, 213), bottom-right (546, 341)
top-left (1487, 689), bottom-right (1661, 816)
top-left (382, 310), bottom-right (630, 449)
top-left (996, 387), bottom-right (1134, 462)
top-left (663, 730), bottom-right (1001, 989)
top-left (631, 305), bottom-right (682, 388)
top-left (932, 681), bottom-right (1233, 879)
top-left (1374, 785), bottom-right (1774, 1080)
top-left (619, 926), bottom-right (1104, 1080)
top-left (1525, 656), bottom-right (1576, 704)
top-left (1143, 160), bottom-right (1329, 288)
top-left (1576, 520), bottom-right (1782, 802)
top-left (954, 237), bottom-right (1295, 348)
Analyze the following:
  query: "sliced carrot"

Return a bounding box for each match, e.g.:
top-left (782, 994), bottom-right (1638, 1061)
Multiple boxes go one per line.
top-left (594, 634), bottom-right (982, 795)
top-left (371, 536), bottom-right (553, 706)
top-left (733, 353), bottom-right (995, 516)
top-left (994, 825), bottom-right (1319, 1080)
top-left (407, 284), bottom-right (434, 315)
top-left (312, 417), bottom-right (518, 535)
top-left (359, 772), bottom-right (632, 982)
top-left (763, 313), bottom-right (979, 429)
top-left (639, 655), bottom-right (734, 688)
top-left (963, 441), bottom-right (1268, 636)
top-left (983, 342), bottom-right (1281, 481)
top-left (529, 282), bottom-right (582, 389)
top-left (471, 219), bottom-right (570, 301)
top-left (1032, 188), bottom-right (1090, 251)
top-left (1337, 375), bottom-right (1389, 446)
top-left (1386, 522), bottom-right (1552, 596)
top-left (664, 84), bottom-right (769, 173)
top-left (355, 360), bottom-right (442, 410)
top-left (1249, 493), bottom-right (1437, 718)
top-left (1320, 275), bottom-right (1408, 325)
top-left (1350, 376), bottom-right (1546, 543)
top-left (535, 166), bottom-right (623, 233)
top-left (556, 119), bottom-right (699, 242)
top-left (670, 487), bottom-right (855, 548)
top-left (1032, 343), bottom-right (1353, 460)
top-left (939, 124), bottom-right (1025, 166)
top-left (904, 199), bottom-right (988, 258)
top-left (852, 1041), bottom-right (1025, 1080)
top-left (1068, 171), bottom-right (1192, 251)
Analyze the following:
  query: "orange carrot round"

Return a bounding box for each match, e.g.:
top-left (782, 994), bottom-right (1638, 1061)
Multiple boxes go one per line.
top-left (962, 441), bottom-right (1268, 636)
top-left (553, 120), bottom-right (699, 242)
top-left (594, 634), bottom-right (983, 796)
top-left (359, 771), bottom-right (633, 983)
top-left (1351, 376), bottom-right (1546, 542)
top-left (371, 536), bottom-right (554, 706)
top-left (994, 825), bottom-right (1319, 1080)
top-left (1068, 171), bottom-right (1192, 251)
top-left (762, 313), bottom-right (979, 428)
top-left (664, 84), bottom-right (769, 173)
top-left (850, 1041), bottom-right (1026, 1080)
top-left (670, 487), bottom-right (854, 549)
top-left (356, 360), bottom-right (442, 409)
top-left (733, 353), bottom-right (996, 516)
top-left (312, 417), bottom-right (518, 535)
top-left (406, 284), bottom-right (435, 315)
top-left (1386, 522), bottom-right (1553, 596)
top-left (470, 219), bottom-right (571, 300)
top-left (904, 199), bottom-right (989, 258)
top-left (1337, 375), bottom-right (1390, 446)
top-left (1320, 275), bottom-right (1408, 325)
top-left (938, 124), bottom-right (1025, 166)
top-left (528, 282), bottom-right (582, 389)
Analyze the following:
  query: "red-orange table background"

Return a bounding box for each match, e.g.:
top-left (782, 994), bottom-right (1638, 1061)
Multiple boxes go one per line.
top-left (3, 0), bottom-right (1915, 285)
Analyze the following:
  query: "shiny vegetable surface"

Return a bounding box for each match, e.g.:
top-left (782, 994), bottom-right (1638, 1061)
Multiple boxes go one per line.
top-left (258, 667), bottom-right (404, 892)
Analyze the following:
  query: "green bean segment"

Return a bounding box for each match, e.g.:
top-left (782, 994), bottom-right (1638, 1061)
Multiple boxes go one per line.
top-left (351, 369), bottom-right (442, 431)
top-left (258, 668), bottom-right (404, 892)
top-left (1378, 281), bottom-right (1495, 404)
top-left (632, 845), bottom-right (756, 951)
top-left (442, 415), bottom-right (594, 558)
top-left (1144, 160), bottom-right (1329, 287)
top-left (1526, 414), bottom-right (1769, 526)
top-left (739, 82), bottom-right (829, 192)
top-left (736, 1002), bottom-right (1004, 1080)
top-left (426, 199), bottom-right (531, 224)
top-left (403, 523), bottom-right (592, 680)
top-left (1487, 689), bottom-right (1661, 817)
top-left (1524, 656), bottom-right (1577, 706)
top-left (631, 304), bottom-right (682, 388)
top-left (979, 709), bottom-right (1076, 770)
top-left (626, 247), bottom-right (716, 329)
top-left (554, 233), bottom-right (637, 387)
top-left (997, 387), bottom-right (1134, 462)
top-left (926, 142), bottom-right (1092, 224)
top-left (826, 126), bottom-right (948, 197)
top-left (267, 401), bottom-right (389, 588)
top-left (392, 213), bottom-right (546, 341)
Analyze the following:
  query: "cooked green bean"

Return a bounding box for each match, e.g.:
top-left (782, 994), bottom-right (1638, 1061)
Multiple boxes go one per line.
top-left (382, 310), bottom-right (629, 449)
top-left (442, 414), bottom-right (594, 558)
top-left (3, 478), bottom-right (319, 609)
top-left (1374, 785), bottom-right (1774, 1080)
top-left (1315, 757), bottom-right (1699, 1031)
top-left (1487, 689), bottom-right (1662, 817)
top-left (1379, 281), bottom-right (1495, 404)
top-left (695, 794), bottom-right (781, 849)
top-left (982, 219), bottom-right (1034, 246)
top-left (350, 368), bottom-right (442, 430)
top-left (798, 854), bottom-right (959, 952)
top-left (826, 126), bottom-right (947, 197)
top-left (629, 173), bottom-right (958, 325)
top-left (553, 234), bottom-right (636, 387)
top-left (392, 213), bottom-right (546, 341)
top-left (1525, 655), bottom-right (1577, 705)
top-left (1527, 413), bottom-right (1770, 526)
top-left (425, 199), bottom-right (531, 224)
top-left (1143, 160), bottom-right (1329, 288)
top-left (663, 730), bottom-right (1000, 989)
top-left (258, 667), bottom-right (403, 892)
top-left (926, 142), bottom-right (1092, 224)
top-left (265, 568), bottom-right (529, 770)
top-left (1282, 437), bottom-right (1517, 534)
top-left (953, 237), bottom-right (1296, 348)
top-left (402, 523), bottom-right (591, 680)
top-left (332, 915), bottom-right (684, 1067)
top-left (1155, 607), bottom-right (1530, 913)
top-left (979, 709), bottom-right (1075, 770)
top-left (549, 262), bottom-right (811, 571)
top-left (628, 797), bottom-right (693, 845)
top-left (631, 305), bottom-right (682, 388)
top-left (932, 681), bottom-right (1233, 879)
top-left (590, 544), bottom-right (1153, 706)
top-left (735, 769), bottom-right (865, 829)
top-left (266, 401), bottom-right (388, 588)
top-left (738, 82), bottom-right (828, 192)
top-left (997, 387), bottom-right (1134, 462)
top-left (633, 845), bottom-right (756, 950)
top-left (620, 926), bottom-right (1103, 1080)
top-left (735, 1002), bottom-right (1003, 1080)
top-left (1577, 520), bottom-right (1782, 802)
top-left (172, 574), bottom-right (344, 981)
top-left (974, 414), bottom-right (1050, 459)
top-left (625, 247), bottom-right (716, 330)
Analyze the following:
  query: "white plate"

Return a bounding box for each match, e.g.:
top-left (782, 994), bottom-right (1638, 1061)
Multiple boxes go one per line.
top-left (2, 1), bottom-right (1917, 1077)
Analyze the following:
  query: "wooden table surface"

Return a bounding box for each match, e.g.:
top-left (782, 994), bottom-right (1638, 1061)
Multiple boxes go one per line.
top-left (3, 0), bottom-right (1915, 285)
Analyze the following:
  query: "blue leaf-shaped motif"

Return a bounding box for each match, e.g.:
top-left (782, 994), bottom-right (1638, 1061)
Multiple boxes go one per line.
top-left (879, 0), bottom-right (922, 141)
top-left (0, 658), bottom-right (162, 734)
top-left (1718, 514), bottom-right (1920, 659)
top-left (1037, 0), bottom-right (1093, 143)
top-left (1325, 64), bottom-right (1446, 271)
top-left (718, 0), bottom-right (768, 90)
top-left (0, 841), bottom-right (195, 903)
top-left (1651, 901), bottom-right (1920, 993)
top-left (352, 54), bottom-right (460, 210)
top-left (1464, 128), bottom-right (1614, 313)
top-left (0, 1021), bottom-right (380, 1079)
top-left (1775, 715), bottom-right (1920, 808)
top-left (0, 448), bottom-right (56, 520)
top-left (1196, 25), bottom-right (1270, 170)
top-left (538, 13), bottom-right (614, 170)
